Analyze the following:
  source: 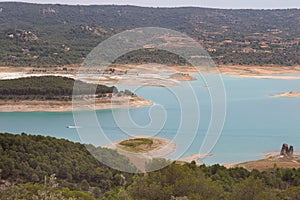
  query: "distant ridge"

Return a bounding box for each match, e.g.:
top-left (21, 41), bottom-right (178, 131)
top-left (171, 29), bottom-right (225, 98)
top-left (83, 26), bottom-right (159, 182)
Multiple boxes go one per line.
top-left (0, 2), bottom-right (300, 67)
top-left (2, 1), bottom-right (300, 10)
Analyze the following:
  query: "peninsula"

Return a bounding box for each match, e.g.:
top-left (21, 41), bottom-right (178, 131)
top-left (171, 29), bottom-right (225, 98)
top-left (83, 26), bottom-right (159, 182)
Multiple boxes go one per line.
top-left (0, 76), bottom-right (152, 112)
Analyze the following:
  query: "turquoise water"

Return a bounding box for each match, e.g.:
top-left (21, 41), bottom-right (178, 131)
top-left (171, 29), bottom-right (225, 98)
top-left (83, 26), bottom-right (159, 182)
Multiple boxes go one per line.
top-left (1, 74), bottom-right (300, 165)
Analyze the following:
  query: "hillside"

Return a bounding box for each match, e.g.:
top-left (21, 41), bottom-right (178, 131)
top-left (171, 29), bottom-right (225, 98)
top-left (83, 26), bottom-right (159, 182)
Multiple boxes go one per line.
top-left (0, 2), bottom-right (300, 67)
top-left (2, 133), bottom-right (300, 199)
top-left (0, 133), bottom-right (136, 199)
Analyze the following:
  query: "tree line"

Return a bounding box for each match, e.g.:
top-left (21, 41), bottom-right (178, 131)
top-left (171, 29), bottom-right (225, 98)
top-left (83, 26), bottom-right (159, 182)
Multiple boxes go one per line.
top-left (1, 133), bottom-right (300, 199)
top-left (0, 76), bottom-right (117, 101)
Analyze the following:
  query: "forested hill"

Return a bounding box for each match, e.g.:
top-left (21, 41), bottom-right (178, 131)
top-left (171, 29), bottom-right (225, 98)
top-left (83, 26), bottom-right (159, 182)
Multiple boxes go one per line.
top-left (0, 132), bottom-right (136, 199)
top-left (2, 133), bottom-right (300, 199)
top-left (0, 2), bottom-right (300, 67)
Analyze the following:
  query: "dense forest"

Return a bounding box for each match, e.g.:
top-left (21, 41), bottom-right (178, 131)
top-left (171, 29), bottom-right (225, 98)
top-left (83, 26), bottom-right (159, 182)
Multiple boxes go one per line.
top-left (1, 133), bottom-right (300, 199)
top-left (0, 76), bottom-right (117, 100)
top-left (0, 2), bottom-right (300, 67)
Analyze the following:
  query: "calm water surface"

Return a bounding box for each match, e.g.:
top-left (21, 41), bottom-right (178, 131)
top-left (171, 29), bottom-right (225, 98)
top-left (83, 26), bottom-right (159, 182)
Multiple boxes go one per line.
top-left (1, 74), bottom-right (300, 165)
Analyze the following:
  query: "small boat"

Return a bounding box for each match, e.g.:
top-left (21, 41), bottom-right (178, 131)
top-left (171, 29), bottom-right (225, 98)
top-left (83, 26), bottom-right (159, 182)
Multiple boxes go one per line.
top-left (66, 125), bottom-right (82, 129)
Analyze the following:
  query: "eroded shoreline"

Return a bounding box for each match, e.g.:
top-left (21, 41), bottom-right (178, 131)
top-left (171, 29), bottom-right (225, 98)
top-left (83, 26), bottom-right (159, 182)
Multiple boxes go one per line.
top-left (0, 96), bottom-right (153, 112)
top-left (1, 64), bottom-right (300, 82)
top-left (106, 136), bottom-right (214, 171)
top-left (272, 91), bottom-right (300, 98)
top-left (223, 152), bottom-right (300, 171)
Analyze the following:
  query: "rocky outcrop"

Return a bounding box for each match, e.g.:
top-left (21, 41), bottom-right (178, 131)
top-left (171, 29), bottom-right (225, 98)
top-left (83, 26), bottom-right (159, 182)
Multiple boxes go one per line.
top-left (280, 143), bottom-right (294, 156)
top-left (280, 144), bottom-right (288, 156)
top-left (79, 25), bottom-right (109, 36)
top-left (42, 7), bottom-right (57, 14)
top-left (7, 30), bottom-right (38, 42)
top-left (288, 146), bottom-right (294, 156)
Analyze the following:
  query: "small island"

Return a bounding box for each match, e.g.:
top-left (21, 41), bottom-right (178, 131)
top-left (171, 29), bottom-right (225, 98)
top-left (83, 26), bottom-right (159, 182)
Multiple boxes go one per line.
top-left (107, 136), bottom-right (176, 172)
top-left (272, 91), bottom-right (300, 98)
top-left (118, 138), bottom-right (158, 153)
top-left (114, 136), bottom-right (176, 154)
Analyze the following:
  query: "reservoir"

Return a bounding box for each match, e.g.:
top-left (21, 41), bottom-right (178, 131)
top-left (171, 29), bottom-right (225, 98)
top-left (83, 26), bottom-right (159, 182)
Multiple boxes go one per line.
top-left (1, 74), bottom-right (300, 165)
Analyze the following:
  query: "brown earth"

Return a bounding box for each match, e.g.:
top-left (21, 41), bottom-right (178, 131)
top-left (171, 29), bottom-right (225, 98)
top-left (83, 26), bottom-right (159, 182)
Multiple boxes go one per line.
top-left (224, 152), bottom-right (300, 171)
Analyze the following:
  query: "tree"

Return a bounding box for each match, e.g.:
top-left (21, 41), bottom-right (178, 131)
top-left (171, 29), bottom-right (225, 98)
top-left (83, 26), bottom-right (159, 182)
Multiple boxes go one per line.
top-left (231, 177), bottom-right (266, 200)
top-left (93, 187), bottom-right (101, 198)
top-left (80, 179), bottom-right (90, 191)
top-left (280, 186), bottom-right (300, 199)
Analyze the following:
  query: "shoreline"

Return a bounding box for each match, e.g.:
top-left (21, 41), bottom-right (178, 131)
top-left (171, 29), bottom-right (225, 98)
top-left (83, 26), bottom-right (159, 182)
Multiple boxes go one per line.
top-left (223, 152), bottom-right (300, 171)
top-left (106, 136), bottom-right (216, 171)
top-left (218, 65), bottom-right (300, 75)
top-left (0, 64), bottom-right (196, 87)
top-left (177, 154), bottom-right (214, 165)
top-left (272, 91), bottom-right (300, 98)
top-left (107, 136), bottom-right (215, 166)
top-left (0, 96), bottom-right (153, 112)
top-left (1, 64), bottom-right (300, 83)
top-left (218, 65), bottom-right (300, 80)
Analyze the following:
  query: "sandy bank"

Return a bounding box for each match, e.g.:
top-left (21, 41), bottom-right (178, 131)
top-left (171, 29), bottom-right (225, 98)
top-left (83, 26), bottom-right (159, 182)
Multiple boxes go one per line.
top-left (0, 96), bottom-right (153, 112)
top-left (0, 64), bottom-right (197, 87)
top-left (2, 64), bottom-right (300, 82)
top-left (223, 152), bottom-right (300, 171)
top-left (218, 65), bottom-right (300, 79)
top-left (219, 65), bottom-right (300, 75)
top-left (177, 154), bottom-right (214, 165)
top-left (272, 91), bottom-right (300, 98)
top-left (237, 75), bottom-right (300, 80)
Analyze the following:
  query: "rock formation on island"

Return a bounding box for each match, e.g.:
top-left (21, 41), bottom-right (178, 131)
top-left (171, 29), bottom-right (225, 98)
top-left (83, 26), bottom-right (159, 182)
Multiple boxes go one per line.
top-left (288, 145), bottom-right (294, 156)
top-left (280, 143), bottom-right (294, 156)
